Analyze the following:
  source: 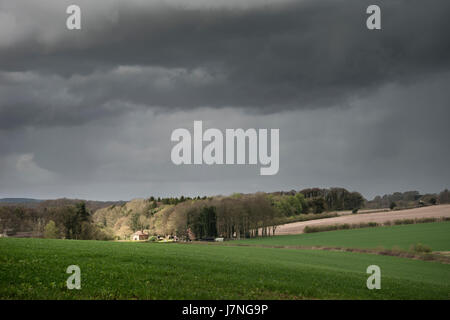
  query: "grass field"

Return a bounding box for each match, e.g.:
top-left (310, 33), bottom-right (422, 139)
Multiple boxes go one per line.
top-left (233, 222), bottom-right (450, 251)
top-left (1, 237), bottom-right (449, 299)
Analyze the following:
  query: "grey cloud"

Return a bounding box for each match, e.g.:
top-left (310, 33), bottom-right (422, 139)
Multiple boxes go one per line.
top-left (1, 72), bottom-right (449, 200)
top-left (0, 66), bottom-right (228, 129)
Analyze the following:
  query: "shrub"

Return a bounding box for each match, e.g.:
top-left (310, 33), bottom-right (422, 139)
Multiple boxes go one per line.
top-left (410, 243), bottom-right (432, 253)
top-left (355, 222), bottom-right (379, 228)
top-left (352, 208), bottom-right (358, 214)
top-left (304, 225), bottom-right (338, 233)
top-left (44, 220), bottom-right (59, 239)
top-left (415, 217), bottom-right (437, 223)
top-left (394, 219), bottom-right (414, 225)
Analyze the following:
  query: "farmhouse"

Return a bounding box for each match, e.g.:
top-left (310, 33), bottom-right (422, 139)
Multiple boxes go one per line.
top-left (132, 231), bottom-right (149, 241)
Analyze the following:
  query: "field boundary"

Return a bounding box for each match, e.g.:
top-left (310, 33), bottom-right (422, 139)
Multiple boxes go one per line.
top-left (303, 216), bottom-right (450, 233)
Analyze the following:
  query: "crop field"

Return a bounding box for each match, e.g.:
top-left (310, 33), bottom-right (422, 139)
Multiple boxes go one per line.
top-left (233, 221), bottom-right (450, 251)
top-left (275, 205), bottom-right (450, 235)
top-left (1, 237), bottom-right (449, 300)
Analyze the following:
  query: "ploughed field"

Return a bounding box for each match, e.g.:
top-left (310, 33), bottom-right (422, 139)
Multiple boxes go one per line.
top-left (275, 204), bottom-right (450, 235)
top-left (233, 221), bottom-right (450, 251)
top-left (1, 236), bottom-right (449, 299)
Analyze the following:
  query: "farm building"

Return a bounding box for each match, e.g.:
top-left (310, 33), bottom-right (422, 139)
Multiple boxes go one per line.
top-left (132, 231), bottom-right (149, 241)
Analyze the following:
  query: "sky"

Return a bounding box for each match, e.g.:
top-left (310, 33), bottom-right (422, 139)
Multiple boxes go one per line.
top-left (0, 0), bottom-right (449, 201)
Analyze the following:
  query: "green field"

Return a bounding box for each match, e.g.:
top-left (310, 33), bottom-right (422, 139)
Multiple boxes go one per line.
top-left (1, 237), bottom-right (449, 299)
top-left (233, 222), bottom-right (450, 251)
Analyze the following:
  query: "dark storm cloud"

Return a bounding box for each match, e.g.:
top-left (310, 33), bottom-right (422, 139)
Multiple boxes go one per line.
top-left (1, 0), bottom-right (449, 200)
top-left (1, 0), bottom-right (450, 130)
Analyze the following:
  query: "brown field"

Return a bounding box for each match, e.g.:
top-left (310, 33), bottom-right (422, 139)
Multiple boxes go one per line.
top-left (275, 204), bottom-right (450, 235)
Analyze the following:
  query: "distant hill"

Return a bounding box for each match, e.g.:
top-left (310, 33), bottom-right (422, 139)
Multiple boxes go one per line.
top-left (0, 197), bottom-right (125, 211)
top-left (36, 198), bottom-right (126, 212)
top-left (0, 198), bottom-right (43, 204)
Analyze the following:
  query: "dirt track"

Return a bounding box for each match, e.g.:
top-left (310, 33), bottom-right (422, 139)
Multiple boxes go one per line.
top-left (275, 204), bottom-right (450, 235)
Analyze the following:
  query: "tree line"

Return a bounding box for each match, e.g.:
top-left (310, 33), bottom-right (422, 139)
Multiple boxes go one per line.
top-left (269, 188), bottom-right (365, 215)
top-left (143, 189), bottom-right (365, 240)
top-left (0, 202), bottom-right (112, 240)
top-left (145, 193), bottom-right (279, 240)
top-left (365, 189), bottom-right (449, 209)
